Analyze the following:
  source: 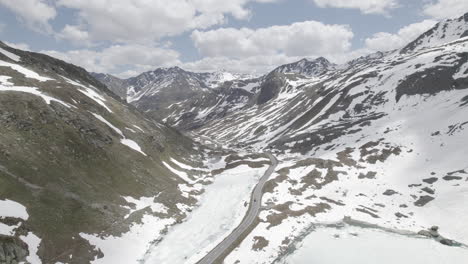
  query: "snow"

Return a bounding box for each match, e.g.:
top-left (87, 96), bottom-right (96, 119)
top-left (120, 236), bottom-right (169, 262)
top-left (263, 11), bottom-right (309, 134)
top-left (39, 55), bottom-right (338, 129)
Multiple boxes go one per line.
top-left (78, 88), bottom-right (112, 113)
top-left (0, 60), bottom-right (53, 81)
top-left (162, 161), bottom-right (194, 184)
top-left (92, 113), bottom-right (147, 156)
top-left (81, 215), bottom-right (174, 264)
top-left (122, 196), bottom-right (168, 218)
top-left (0, 47), bottom-right (20, 62)
top-left (0, 84), bottom-right (72, 108)
top-left (61, 75), bottom-right (113, 112)
top-left (281, 225), bottom-right (468, 264)
top-left (120, 139), bottom-right (147, 156)
top-left (237, 81), bottom-right (260, 93)
top-left (170, 158), bottom-right (194, 170)
top-left (92, 113), bottom-right (124, 137)
top-left (0, 199), bottom-right (29, 219)
top-left (0, 222), bottom-right (16, 236)
top-left (20, 232), bottom-right (42, 264)
top-left (143, 164), bottom-right (268, 264)
top-left (133, 125), bottom-right (145, 132)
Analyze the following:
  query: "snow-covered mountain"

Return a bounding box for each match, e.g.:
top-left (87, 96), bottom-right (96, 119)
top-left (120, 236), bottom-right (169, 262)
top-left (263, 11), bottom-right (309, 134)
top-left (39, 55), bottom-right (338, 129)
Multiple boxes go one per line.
top-left (98, 12), bottom-right (468, 263)
top-left (402, 12), bottom-right (468, 53)
top-left (192, 13), bottom-right (468, 263)
top-left (3, 11), bottom-right (468, 264)
top-left (273, 57), bottom-right (335, 76)
top-left (0, 41), bottom-right (226, 263)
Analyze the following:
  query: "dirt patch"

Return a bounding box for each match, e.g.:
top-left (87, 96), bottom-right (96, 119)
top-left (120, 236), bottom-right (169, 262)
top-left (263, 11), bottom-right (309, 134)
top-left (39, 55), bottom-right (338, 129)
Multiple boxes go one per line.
top-left (383, 189), bottom-right (398, 196)
top-left (358, 171), bottom-right (376, 179)
top-left (336, 148), bottom-right (359, 167)
top-left (265, 202), bottom-right (330, 228)
top-left (443, 175), bottom-right (463, 181)
top-left (422, 177), bottom-right (438, 184)
top-left (414, 195), bottom-right (435, 207)
top-left (359, 139), bottom-right (401, 164)
top-left (252, 236), bottom-right (269, 251)
top-left (421, 187), bottom-right (435, 195)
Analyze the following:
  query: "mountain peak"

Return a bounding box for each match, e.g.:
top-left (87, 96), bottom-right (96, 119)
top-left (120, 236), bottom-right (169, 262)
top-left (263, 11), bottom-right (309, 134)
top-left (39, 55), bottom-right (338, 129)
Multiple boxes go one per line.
top-left (273, 56), bottom-right (334, 76)
top-left (401, 12), bottom-right (468, 53)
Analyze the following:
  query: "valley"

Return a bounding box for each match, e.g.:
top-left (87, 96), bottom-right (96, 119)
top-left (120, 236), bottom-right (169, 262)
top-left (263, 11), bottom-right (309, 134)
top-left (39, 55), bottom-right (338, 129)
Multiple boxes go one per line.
top-left (1, 10), bottom-right (468, 264)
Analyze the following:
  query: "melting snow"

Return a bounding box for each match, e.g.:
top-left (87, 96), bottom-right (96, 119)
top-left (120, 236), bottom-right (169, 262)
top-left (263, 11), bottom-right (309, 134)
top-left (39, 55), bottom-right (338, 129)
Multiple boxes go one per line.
top-left (0, 199), bottom-right (29, 219)
top-left (162, 161), bottom-right (194, 184)
top-left (143, 164), bottom-right (268, 264)
top-left (281, 226), bottom-right (468, 264)
top-left (21, 232), bottom-right (42, 264)
top-left (92, 113), bottom-right (147, 156)
top-left (0, 76), bottom-right (71, 108)
top-left (120, 139), bottom-right (147, 156)
top-left (0, 60), bottom-right (53, 81)
top-left (0, 47), bottom-right (20, 62)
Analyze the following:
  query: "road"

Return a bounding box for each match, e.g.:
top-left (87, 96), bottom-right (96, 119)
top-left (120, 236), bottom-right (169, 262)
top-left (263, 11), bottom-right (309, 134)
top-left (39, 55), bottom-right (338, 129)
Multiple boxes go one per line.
top-left (197, 152), bottom-right (278, 264)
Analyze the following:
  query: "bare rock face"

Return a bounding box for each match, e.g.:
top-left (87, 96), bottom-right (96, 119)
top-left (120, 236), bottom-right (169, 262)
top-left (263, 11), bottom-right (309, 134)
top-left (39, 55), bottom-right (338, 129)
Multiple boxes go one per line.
top-left (0, 236), bottom-right (29, 264)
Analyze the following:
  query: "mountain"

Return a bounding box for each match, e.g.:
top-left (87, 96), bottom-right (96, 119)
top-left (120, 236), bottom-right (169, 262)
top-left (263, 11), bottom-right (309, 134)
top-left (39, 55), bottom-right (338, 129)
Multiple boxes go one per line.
top-left (95, 12), bottom-right (468, 263)
top-left (90, 72), bottom-right (127, 99)
top-left (402, 12), bottom-right (468, 53)
top-left (0, 41), bottom-right (213, 263)
top-left (93, 58), bottom-right (333, 130)
top-left (273, 57), bottom-right (335, 76)
top-left (4, 11), bottom-right (468, 264)
top-left (190, 13), bottom-right (468, 263)
top-left (94, 67), bottom-right (261, 130)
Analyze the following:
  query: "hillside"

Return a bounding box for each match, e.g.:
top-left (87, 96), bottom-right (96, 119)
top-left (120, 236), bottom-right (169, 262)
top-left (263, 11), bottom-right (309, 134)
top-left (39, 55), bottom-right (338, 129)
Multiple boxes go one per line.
top-left (0, 41), bottom-right (212, 263)
top-left (96, 12), bottom-right (468, 263)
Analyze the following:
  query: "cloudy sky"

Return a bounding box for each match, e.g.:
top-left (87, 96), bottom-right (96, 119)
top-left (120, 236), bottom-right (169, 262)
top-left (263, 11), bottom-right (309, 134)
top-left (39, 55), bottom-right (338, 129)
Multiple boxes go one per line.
top-left (0, 0), bottom-right (467, 78)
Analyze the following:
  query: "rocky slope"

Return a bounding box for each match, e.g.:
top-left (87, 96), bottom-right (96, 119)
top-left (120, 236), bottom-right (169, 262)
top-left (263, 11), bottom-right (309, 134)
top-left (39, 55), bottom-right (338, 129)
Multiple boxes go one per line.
top-left (196, 13), bottom-right (468, 263)
top-left (0, 41), bottom-right (216, 263)
top-left (2, 11), bottom-right (468, 264)
top-left (95, 12), bottom-right (468, 263)
top-left (94, 67), bottom-right (259, 130)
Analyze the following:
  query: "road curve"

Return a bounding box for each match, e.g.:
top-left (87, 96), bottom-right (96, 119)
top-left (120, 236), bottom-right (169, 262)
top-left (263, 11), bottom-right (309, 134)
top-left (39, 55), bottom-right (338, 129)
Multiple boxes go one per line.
top-left (197, 153), bottom-right (278, 264)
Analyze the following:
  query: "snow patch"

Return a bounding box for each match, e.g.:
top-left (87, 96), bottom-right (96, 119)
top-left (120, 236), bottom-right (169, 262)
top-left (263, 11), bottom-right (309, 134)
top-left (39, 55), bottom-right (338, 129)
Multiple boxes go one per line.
top-left (0, 47), bottom-right (20, 62)
top-left (0, 60), bottom-right (53, 81)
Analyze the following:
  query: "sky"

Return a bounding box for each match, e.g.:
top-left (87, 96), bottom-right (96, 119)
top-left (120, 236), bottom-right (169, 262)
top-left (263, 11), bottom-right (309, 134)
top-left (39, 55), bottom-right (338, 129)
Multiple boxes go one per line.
top-left (0, 0), bottom-right (467, 78)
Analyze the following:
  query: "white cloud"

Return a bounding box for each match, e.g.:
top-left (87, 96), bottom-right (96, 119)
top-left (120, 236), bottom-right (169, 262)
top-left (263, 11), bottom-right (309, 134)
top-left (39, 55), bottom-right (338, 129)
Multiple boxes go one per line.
top-left (181, 48), bottom-right (371, 75)
top-left (0, 0), bottom-right (56, 33)
top-left (191, 21), bottom-right (354, 59)
top-left (42, 44), bottom-right (181, 75)
top-left (56, 0), bottom-right (279, 44)
top-left (4, 41), bottom-right (31, 51)
top-left (58, 25), bottom-right (90, 43)
top-left (365, 19), bottom-right (437, 51)
top-left (312, 0), bottom-right (398, 15)
top-left (422, 0), bottom-right (468, 19)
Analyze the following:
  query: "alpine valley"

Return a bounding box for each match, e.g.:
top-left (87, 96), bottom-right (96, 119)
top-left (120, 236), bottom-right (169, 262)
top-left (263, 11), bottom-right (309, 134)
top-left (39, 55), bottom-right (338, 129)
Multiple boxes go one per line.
top-left (1, 11), bottom-right (468, 264)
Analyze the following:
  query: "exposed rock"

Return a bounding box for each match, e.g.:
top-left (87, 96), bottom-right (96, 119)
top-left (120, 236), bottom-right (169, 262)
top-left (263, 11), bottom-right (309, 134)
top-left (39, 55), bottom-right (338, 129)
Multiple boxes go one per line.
top-left (414, 195), bottom-right (435, 207)
top-left (383, 189), bottom-right (398, 196)
top-left (0, 236), bottom-right (29, 264)
top-left (422, 177), bottom-right (438, 184)
top-left (421, 187), bottom-right (435, 195)
top-left (252, 236), bottom-right (269, 251)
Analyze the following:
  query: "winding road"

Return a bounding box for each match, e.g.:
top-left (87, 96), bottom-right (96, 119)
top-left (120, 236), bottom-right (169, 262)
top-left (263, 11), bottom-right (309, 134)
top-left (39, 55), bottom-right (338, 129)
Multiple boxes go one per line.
top-left (197, 152), bottom-right (278, 264)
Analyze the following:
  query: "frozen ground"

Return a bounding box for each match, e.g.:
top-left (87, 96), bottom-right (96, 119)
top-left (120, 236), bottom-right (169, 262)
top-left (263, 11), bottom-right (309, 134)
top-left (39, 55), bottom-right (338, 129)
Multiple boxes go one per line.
top-left (280, 225), bottom-right (468, 264)
top-left (0, 199), bottom-right (42, 264)
top-left (143, 164), bottom-right (268, 264)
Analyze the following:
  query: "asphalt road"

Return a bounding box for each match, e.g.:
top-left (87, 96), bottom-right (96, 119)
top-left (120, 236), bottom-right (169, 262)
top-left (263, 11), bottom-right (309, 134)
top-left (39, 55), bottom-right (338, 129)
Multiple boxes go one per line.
top-left (197, 152), bottom-right (278, 264)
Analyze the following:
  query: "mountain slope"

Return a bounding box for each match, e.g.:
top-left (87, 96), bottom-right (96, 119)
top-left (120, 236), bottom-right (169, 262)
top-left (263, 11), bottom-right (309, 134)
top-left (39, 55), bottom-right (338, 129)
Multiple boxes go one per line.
top-left (94, 67), bottom-right (259, 130)
top-left (0, 42), bottom-right (213, 263)
top-left (190, 14), bottom-right (468, 263)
